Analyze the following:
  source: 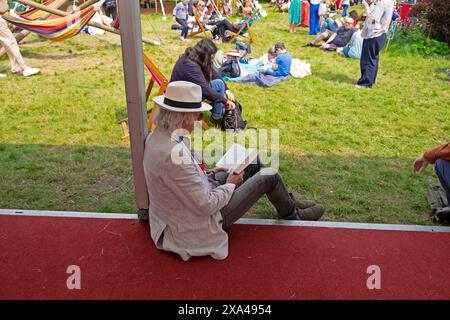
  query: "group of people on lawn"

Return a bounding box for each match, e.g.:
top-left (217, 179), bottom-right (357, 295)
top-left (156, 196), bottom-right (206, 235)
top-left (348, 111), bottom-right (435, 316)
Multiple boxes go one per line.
top-left (173, 0), bottom-right (256, 42)
top-left (1, 0), bottom-right (448, 262)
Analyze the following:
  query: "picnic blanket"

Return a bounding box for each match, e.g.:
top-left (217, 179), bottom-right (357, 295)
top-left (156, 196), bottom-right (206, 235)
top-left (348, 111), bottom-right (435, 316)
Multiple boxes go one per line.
top-left (228, 72), bottom-right (291, 87)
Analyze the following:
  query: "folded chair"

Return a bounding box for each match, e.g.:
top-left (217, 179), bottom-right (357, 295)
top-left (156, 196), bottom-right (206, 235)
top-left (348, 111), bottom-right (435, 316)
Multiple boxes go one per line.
top-left (225, 9), bottom-right (258, 43)
top-left (189, 6), bottom-right (209, 39)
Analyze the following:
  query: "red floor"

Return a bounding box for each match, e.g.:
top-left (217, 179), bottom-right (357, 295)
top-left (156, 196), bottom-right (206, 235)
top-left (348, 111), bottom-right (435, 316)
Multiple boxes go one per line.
top-left (1, 215), bottom-right (450, 300)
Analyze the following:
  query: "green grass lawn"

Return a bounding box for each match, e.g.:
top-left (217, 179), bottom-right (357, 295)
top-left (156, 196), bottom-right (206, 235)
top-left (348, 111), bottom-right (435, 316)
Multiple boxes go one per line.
top-left (0, 5), bottom-right (449, 224)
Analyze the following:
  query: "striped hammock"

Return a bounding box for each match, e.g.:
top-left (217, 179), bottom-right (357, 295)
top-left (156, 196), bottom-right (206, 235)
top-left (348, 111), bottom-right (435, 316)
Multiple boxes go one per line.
top-left (2, 5), bottom-right (96, 41)
top-left (19, 0), bottom-right (57, 20)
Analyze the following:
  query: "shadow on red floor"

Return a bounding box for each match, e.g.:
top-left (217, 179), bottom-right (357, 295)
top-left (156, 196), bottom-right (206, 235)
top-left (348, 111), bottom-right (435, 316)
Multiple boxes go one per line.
top-left (1, 215), bottom-right (450, 299)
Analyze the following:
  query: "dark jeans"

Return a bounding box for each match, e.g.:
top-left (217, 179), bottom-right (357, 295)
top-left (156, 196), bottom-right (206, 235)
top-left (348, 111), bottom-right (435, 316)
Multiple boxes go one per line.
top-left (176, 18), bottom-right (189, 39)
top-left (435, 159), bottom-right (450, 205)
top-left (215, 163), bottom-right (297, 228)
top-left (216, 20), bottom-right (239, 38)
top-left (357, 33), bottom-right (386, 87)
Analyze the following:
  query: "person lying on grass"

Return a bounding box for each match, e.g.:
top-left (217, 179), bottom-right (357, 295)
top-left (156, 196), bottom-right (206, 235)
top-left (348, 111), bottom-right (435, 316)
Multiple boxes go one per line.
top-left (305, 17), bottom-right (355, 51)
top-left (143, 81), bottom-right (325, 261)
top-left (211, 7), bottom-right (253, 42)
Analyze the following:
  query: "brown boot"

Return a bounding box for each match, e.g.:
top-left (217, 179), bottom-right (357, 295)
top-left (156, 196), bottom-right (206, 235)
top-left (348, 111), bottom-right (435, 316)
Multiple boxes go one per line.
top-left (297, 205), bottom-right (325, 221)
top-left (289, 192), bottom-right (316, 209)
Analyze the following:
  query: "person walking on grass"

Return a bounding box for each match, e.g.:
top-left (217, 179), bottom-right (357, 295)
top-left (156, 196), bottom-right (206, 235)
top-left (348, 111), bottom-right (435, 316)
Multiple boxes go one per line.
top-left (0, 1), bottom-right (40, 78)
top-left (289, 0), bottom-right (302, 33)
top-left (355, 0), bottom-right (394, 89)
top-left (173, 0), bottom-right (190, 42)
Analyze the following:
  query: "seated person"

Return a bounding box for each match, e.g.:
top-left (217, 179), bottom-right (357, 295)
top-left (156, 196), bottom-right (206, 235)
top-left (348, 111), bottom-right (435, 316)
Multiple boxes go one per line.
top-left (317, 9), bottom-right (358, 34)
top-left (143, 81), bottom-right (325, 261)
top-left (170, 39), bottom-right (236, 123)
top-left (211, 7), bottom-right (253, 41)
top-left (305, 17), bottom-right (355, 50)
top-left (413, 142), bottom-right (450, 210)
top-left (262, 42), bottom-right (292, 77)
top-left (337, 23), bottom-right (363, 59)
top-left (248, 46), bottom-right (276, 69)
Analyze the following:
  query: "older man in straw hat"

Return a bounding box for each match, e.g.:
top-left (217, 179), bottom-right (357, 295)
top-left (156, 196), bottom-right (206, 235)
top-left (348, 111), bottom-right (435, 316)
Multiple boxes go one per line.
top-left (143, 81), bottom-right (325, 261)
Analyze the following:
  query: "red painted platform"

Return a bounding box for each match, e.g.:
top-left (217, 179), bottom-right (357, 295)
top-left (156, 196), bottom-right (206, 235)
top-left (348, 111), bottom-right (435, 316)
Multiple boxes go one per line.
top-left (1, 215), bottom-right (450, 300)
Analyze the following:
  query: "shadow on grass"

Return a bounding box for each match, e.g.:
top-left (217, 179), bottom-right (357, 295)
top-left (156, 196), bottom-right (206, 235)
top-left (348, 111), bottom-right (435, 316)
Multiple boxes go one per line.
top-left (314, 71), bottom-right (356, 85)
top-left (0, 142), bottom-right (441, 226)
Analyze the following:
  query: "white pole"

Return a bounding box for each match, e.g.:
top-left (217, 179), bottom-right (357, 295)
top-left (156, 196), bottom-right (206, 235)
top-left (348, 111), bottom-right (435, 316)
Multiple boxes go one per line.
top-left (117, 0), bottom-right (149, 218)
top-left (160, 0), bottom-right (166, 20)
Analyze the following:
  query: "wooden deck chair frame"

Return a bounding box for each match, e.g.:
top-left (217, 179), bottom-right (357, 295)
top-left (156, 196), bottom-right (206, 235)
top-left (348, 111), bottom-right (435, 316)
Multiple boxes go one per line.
top-left (190, 6), bottom-right (209, 38)
top-left (225, 9), bottom-right (258, 43)
top-left (118, 53), bottom-right (209, 141)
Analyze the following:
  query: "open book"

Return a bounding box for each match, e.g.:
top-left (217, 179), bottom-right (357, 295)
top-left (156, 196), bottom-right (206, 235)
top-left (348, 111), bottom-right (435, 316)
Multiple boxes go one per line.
top-left (216, 144), bottom-right (258, 174)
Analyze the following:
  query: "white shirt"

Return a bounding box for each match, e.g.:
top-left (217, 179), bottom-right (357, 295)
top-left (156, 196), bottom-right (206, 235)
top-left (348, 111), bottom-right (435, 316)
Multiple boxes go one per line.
top-left (361, 0), bottom-right (395, 39)
top-left (310, 0), bottom-right (322, 5)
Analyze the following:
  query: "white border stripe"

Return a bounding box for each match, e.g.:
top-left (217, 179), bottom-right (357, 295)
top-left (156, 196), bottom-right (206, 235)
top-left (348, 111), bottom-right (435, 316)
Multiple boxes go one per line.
top-left (1, 209), bottom-right (450, 233)
top-left (0, 209), bottom-right (136, 220)
top-left (236, 218), bottom-right (450, 233)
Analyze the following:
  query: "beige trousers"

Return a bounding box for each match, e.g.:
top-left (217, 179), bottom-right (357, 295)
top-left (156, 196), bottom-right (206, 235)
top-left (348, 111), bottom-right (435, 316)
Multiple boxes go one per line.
top-left (0, 16), bottom-right (27, 73)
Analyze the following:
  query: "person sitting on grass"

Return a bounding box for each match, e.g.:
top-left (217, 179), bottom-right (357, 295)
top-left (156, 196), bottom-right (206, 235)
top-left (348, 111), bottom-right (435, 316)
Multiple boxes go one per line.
top-left (337, 23), bottom-right (363, 59)
top-left (316, 9), bottom-right (358, 34)
top-left (143, 81), bottom-right (325, 261)
top-left (173, 0), bottom-right (190, 42)
top-left (211, 7), bottom-right (253, 42)
top-left (413, 142), bottom-right (450, 212)
top-left (170, 39), bottom-right (237, 124)
top-left (304, 17), bottom-right (355, 50)
top-left (261, 42), bottom-right (292, 77)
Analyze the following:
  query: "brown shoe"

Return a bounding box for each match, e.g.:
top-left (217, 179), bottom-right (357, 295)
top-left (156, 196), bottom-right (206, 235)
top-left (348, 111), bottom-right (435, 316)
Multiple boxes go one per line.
top-left (289, 192), bottom-right (316, 209)
top-left (297, 205), bottom-right (325, 221)
top-left (295, 200), bottom-right (316, 209)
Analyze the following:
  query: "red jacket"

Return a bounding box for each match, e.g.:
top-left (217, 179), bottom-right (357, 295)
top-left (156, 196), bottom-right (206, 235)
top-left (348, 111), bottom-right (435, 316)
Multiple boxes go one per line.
top-left (423, 143), bottom-right (450, 164)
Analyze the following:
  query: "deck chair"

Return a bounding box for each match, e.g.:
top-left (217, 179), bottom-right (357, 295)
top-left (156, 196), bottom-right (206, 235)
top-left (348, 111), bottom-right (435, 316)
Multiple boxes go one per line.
top-left (225, 9), bottom-right (258, 43)
top-left (118, 53), bottom-right (209, 141)
top-left (189, 6), bottom-right (209, 38)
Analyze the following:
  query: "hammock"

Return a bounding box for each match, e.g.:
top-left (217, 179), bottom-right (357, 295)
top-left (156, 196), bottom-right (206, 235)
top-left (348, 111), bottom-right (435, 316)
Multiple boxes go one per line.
top-left (2, 5), bottom-right (96, 41)
top-left (19, 0), bottom-right (57, 20)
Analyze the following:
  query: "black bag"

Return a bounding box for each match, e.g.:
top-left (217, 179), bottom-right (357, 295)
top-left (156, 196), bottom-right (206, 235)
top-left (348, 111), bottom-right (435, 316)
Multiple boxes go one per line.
top-left (221, 100), bottom-right (247, 131)
top-left (219, 59), bottom-right (241, 78)
top-left (235, 41), bottom-right (252, 54)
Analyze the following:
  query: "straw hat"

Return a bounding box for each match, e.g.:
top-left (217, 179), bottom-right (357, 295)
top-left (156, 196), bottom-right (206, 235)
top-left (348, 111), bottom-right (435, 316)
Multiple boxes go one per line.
top-left (153, 81), bottom-right (212, 113)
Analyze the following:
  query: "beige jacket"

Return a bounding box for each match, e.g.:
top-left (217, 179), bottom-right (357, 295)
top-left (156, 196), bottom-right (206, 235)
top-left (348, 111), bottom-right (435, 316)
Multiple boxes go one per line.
top-left (143, 128), bottom-right (235, 261)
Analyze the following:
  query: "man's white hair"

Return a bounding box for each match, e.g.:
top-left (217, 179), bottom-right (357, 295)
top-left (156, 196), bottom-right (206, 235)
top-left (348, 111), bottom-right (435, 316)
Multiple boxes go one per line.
top-left (153, 108), bottom-right (197, 135)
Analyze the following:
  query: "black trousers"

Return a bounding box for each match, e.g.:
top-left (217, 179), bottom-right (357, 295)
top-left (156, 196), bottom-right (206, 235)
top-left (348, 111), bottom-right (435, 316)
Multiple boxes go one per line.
top-left (357, 33), bottom-right (386, 87)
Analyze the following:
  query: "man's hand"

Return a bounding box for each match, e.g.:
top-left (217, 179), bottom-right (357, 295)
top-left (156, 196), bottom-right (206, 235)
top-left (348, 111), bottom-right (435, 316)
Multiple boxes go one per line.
top-left (413, 156), bottom-right (429, 173)
top-left (225, 100), bottom-right (236, 110)
top-left (225, 90), bottom-right (235, 102)
top-left (320, 43), bottom-right (330, 49)
top-left (226, 171), bottom-right (244, 187)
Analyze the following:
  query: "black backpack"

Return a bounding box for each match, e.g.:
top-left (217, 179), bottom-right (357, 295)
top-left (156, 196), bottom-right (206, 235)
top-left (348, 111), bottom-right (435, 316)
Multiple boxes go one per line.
top-left (219, 59), bottom-right (241, 78)
top-left (221, 100), bottom-right (247, 132)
